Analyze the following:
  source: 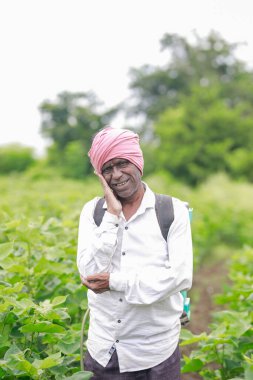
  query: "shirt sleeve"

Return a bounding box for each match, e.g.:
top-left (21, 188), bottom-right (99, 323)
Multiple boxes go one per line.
top-left (109, 198), bottom-right (193, 305)
top-left (77, 198), bottom-right (120, 278)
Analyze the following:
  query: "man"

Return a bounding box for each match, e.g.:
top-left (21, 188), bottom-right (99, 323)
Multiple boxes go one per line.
top-left (77, 126), bottom-right (193, 379)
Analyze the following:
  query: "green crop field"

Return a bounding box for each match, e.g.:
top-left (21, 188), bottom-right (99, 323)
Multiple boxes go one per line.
top-left (0, 173), bottom-right (252, 379)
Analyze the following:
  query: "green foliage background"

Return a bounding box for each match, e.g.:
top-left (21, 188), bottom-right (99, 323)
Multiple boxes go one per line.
top-left (0, 30), bottom-right (253, 379)
top-left (0, 173), bottom-right (253, 378)
top-left (1, 31), bottom-right (251, 184)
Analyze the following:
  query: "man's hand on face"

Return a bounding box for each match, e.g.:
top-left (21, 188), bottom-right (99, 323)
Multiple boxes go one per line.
top-left (95, 172), bottom-right (122, 217)
top-left (81, 272), bottom-right (110, 294)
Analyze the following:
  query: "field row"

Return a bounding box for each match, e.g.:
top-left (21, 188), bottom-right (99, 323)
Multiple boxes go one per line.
top-left (0, 174), bottom-right (253, 378)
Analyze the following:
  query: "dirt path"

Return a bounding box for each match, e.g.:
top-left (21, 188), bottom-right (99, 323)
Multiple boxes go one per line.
top-left (181, 258), bottom-right (229, 380)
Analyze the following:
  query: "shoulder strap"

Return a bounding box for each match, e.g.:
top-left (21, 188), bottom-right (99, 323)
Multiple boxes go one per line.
top-left (93, 194), bottom-right (174, 242)
top-left (155, 193), bottom-right (174, 241)
top-left (93, 197), bottom-right (106, 226)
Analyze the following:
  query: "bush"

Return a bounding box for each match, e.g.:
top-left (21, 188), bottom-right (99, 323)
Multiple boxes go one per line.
top-left (24, 159), bottom-right (63, 181)
top-left (62, 141), bottom-right (90, 179)
top-left (180, 247), bottom-right (253, 379)
top-left (47, 142), bottom-right (91, 179)
top-left (145, 172), bottom-right (253, 265)
top-left (0, 144), bottom-right (35, 174)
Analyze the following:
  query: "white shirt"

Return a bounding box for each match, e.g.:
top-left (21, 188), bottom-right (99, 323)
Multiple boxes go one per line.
top-left (77, 183), bottom-right (193, 372)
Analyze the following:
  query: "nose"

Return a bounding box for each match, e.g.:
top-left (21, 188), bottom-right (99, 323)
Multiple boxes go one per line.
top-left (111, 166), bottom-right (123, 179)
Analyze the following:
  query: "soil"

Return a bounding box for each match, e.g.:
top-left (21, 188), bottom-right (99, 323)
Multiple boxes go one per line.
top-left (181, 259), bottom-right (229, 380)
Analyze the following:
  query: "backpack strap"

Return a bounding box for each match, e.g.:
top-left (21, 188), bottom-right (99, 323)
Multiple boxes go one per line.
top-left (93, 194), bottom-right (174, 242)
top-left (93, 193), bottom-right (189, 326)
top-left (154, 193), bottom-right (174, 241)
top-left (93, 197), bottom-right (106, 226)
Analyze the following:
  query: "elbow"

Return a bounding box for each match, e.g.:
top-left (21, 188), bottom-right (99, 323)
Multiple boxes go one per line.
top-left (76, 256), bottom-right (89, 278)
top-left (76, 262), bottom-right (85, 279)
top-left (181, 277), bottom-right (192, 292)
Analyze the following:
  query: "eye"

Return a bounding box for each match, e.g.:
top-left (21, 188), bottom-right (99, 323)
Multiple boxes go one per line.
top-left (102, 166), bottom-right (113, 175)
top-left (118, 161), bottom-right (129, 168)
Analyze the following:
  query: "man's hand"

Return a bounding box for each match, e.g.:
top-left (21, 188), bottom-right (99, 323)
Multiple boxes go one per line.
top-left (81, 272), bottom-right (110, 294)
top-left (96, 172), bottom-right (122, 216)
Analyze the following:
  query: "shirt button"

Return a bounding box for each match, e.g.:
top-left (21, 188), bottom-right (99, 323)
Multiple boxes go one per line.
top-left (122, 252), bottom-right (126, 256)
top-left (117, 320), bottom-right (121, 323)
top-left (119, 298), bottom-right (123, 302)
top-left (125, 226), bottom-right (128, 230)
top-left (115, 224), bottom-right (119, 227)
top-left (116, 340), bottom-right (119, 343)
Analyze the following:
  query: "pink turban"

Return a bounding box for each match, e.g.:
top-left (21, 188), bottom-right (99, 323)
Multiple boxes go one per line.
top-left (88, 126), bottom-right (144, 175)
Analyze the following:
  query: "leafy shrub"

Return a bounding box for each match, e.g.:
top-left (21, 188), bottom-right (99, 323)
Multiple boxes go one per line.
top-left (180, 247), bottom-right (253, 379)
top-left (0, 144), bottom-right (35, 174)
top-left (46, 141), bottom-right (91, 179)
top-left (24, 159), bottom-right (63, 181)
top-left (61, 141), bottom-right (90, 179)
top-left (0, 173), bottom-right (252, 378)
top-left (0, 176), bottom-right (99, 379)
top-left (146, 172), bottom-right (253, 265)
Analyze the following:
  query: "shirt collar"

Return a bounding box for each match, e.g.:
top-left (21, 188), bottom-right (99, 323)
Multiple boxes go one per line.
top-left (139, 182), bottom-right (156, 210)
top-left (102, 181), bottom-right (155, 210)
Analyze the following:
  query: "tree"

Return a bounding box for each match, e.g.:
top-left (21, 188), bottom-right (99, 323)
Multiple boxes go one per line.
top-left (124, 31), bottom-right (253, 184)
top-left (126, 31), bottom-right (250, 122)
top-left (39, 91), bottom-right (119, 177)
top-left (153, 85), bottom-right (253, 184)
top-left (0, 144), bottom-right (35, 174)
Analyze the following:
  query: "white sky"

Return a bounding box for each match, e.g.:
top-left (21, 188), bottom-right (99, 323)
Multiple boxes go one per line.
top-left (1, 0), bottom-right (253, 155)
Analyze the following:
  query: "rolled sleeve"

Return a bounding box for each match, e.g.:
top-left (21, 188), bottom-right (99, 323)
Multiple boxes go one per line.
top-left (77, 199), bottom-right (120, 277)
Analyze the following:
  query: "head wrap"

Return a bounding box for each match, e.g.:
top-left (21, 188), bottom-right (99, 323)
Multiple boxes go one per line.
top-left (88, 126), bottom-right (144, 175)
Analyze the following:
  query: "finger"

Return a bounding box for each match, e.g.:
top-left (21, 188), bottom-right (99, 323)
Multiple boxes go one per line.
top-left (94, 289), bottom-right (108, 294)
top-left (96, 173), bottom-right (113, 192)
top-left (95, 172), bottom-right (104, 182)
top-left (83, 279), bottom-right (103, 290)
top-left (98, 174), bottom-right (111, 192)
top-left (86, 273), bottom-right (105, 281)
top-left (86, 274), bottom-right (99, 282)
top-left (81, 279), bottom-right (91, 288)
top-left (80, 275), bottom-right (85, 283)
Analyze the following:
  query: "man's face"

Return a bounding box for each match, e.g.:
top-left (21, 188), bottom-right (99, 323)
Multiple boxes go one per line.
top-left (101, 158), bottom-right (142, 199)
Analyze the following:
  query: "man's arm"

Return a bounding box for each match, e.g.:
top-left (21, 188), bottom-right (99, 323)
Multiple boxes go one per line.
top-left (77, 173), bottom-right (122, 281)
top-left (92, 200), bottom-right (193, 304)
top-left (81, 272), bottom-right (110, 294)
top-left (77, 200), bottom-right (119, 278)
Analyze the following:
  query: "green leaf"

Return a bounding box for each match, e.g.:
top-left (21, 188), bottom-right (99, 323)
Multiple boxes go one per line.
top-left (0, 333), bottom-right (11, 349)
top-left (0, 366), bottom-right (7, 378)
top-left (181, 358), bottom-right (204, 373)
top-left (212, 311), bottom-right (252, 338)
top-left (33, 352), bottom-right (63, 369)
top-left (5, 220), bottom-right (21, 229)
top-left (52, 295), bottom-right (68, 306)
top-left (20, 322), bottom-right (65, 333)
top-left (180, 329), bottom-right (207, 346)
top-left (247, 293), bottom-right (253, 301)
top-left (0, 301), bottom-right (12, 312)
top-left (4, 264), bottom-right (30, 275)
top-left (0, 282), bottom-right (24, 295)
top-left (0, 281), bottom-right (11, 287)
top-left (64, 371), bottom-right (94, 380)
top-left (56, 331), bottom-right (80, 354)
top-left (0, 242), bottom-right (14, 259)
top-left (245, 366), bottom-right (253, 380)
top-left (7, 355), bottom-right (38, 377)
top-left (47, 355), bottom-right (78, 376)
top-left (4, 344), bottom-right (22, 360)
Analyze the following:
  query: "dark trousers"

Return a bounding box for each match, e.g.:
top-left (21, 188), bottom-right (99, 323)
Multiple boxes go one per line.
top-left (84, 345), bottom-right (181, 380)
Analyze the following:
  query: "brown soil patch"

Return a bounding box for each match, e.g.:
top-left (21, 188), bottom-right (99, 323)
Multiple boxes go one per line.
top-left (181, 259), bottom-right (229, 380)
